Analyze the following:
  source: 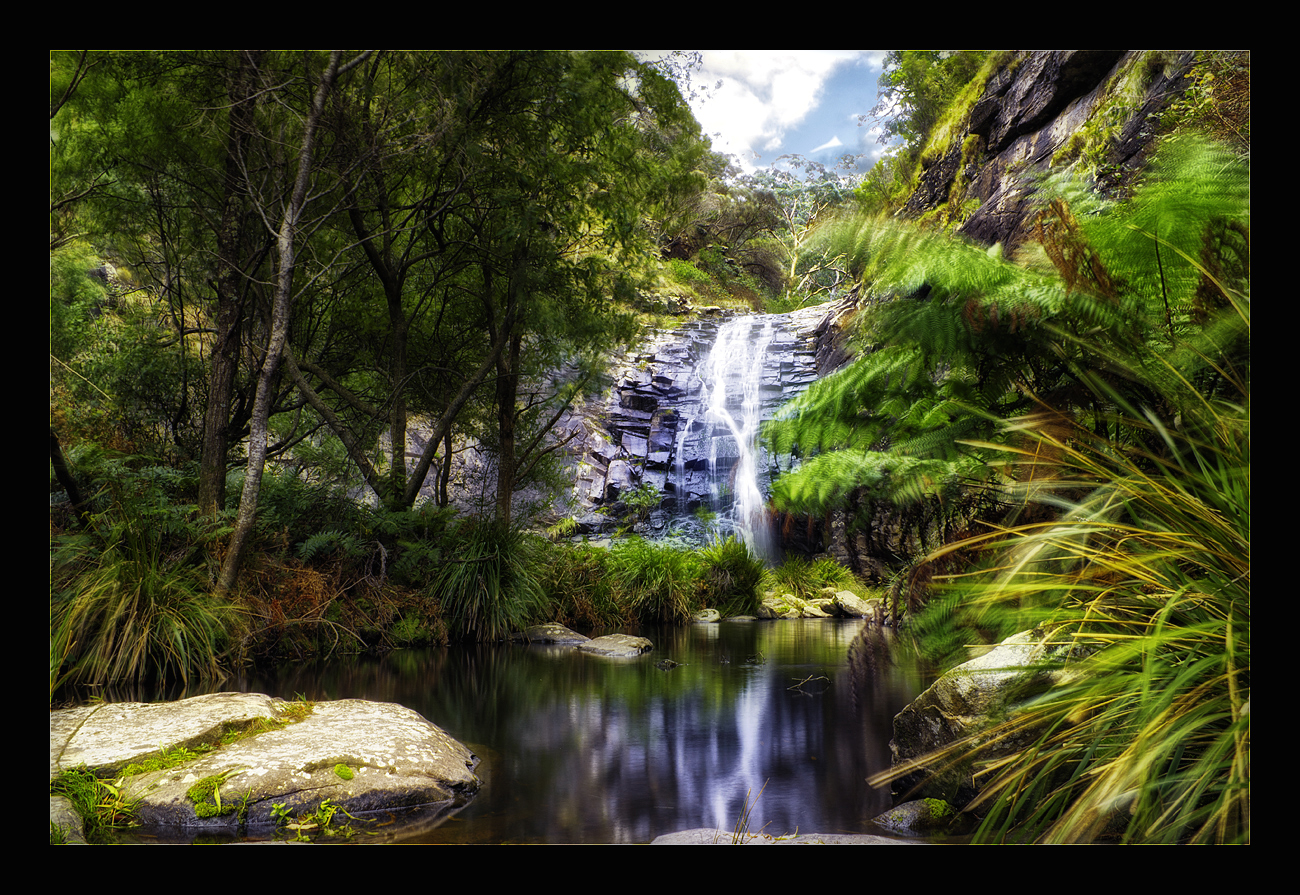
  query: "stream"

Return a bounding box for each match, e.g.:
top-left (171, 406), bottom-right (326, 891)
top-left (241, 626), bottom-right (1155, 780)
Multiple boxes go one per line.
top-left (230, 618), bottom-right (928, 843)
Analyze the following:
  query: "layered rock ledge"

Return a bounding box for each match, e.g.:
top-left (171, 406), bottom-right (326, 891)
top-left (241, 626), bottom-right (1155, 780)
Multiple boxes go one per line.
top-left (50, 691), bottom-right (480, 843)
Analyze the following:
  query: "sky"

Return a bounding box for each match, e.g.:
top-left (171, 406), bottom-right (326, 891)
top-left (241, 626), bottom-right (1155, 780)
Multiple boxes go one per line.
top-left (637, 51), bottom-right (892, 178)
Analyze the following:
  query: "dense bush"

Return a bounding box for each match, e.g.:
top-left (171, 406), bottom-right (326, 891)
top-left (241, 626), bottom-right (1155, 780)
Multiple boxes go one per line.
top-left (50, 450), bottom-right (241, 696)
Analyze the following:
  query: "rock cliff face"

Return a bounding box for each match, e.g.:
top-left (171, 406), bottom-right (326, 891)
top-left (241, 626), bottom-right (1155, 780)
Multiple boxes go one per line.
top-left (823, 50), bottom-right (1205, 581)
top-left (905, 50), bottom-right (1198, 253)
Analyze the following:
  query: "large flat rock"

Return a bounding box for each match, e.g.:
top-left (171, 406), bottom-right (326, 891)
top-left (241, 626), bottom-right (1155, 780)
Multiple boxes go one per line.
top-left (50, 692), bottom-right (480, 842)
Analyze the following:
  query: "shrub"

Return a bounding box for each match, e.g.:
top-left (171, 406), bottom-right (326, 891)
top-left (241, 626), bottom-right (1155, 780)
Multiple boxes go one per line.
top-left (427, 518), bottom-right (549, 642)
top-left (51, 519), bottom-right (242, 693)
top-left (50, 449), bottom-right (241, 695)
top-left (894, 388), bottom-right (1249, 843)
top-left (698, 537), bottom-right (765, 617)
top-left (763, 555), bottom-right (861, 602)
top-left (538, 541), bottom-right (628, 630)
top-left (608, 537), bottom-right (702, 624)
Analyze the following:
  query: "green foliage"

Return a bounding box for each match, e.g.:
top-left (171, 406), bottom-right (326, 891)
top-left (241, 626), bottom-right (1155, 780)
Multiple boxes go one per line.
top-left (1159, 51), bottom-right (1250, 152)
top-left (898, 369), bottom-right (1249, 843)
top-left (768, 136), bottom-right (1249, 524)
top-left (846, 135), bottom-right (1250, 842)
top-left (538, 541), bottom-right (623, 629)
top-left (49, 242), bottom-right (110, 360)
top-left (697, 537), bottom-right (765, 617)
top-left (49, 766), bottom-right (141, 843)
top-left (607, 537), bottom-right (704, 624)
top-left (427, 518), bottom-right (548, 642)
top-left (764, 555), bottom-right (862, 603)
top-left (272, 798), bottom-right (368, 842)
top-left (620, 482), bottom-right (664, 529)
top-left (187, 771), bottom-right (242, 819)
top-left (854, 50), bottom-right (994, 216)
top-left (120, 744), bottom-right (211, 777)
top-left (871, 51), bottom-right (992, 157)
top-left (50, 450), bottom-right (241, 695)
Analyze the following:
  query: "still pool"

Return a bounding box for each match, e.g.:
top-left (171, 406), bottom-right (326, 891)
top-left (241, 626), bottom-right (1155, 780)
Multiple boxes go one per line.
top-left (229, 618), bottom-right (929, 844)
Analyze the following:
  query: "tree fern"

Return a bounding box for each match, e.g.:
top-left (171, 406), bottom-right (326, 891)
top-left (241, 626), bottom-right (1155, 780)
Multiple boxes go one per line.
top-left (767, 135), bottom-right (1248, 530)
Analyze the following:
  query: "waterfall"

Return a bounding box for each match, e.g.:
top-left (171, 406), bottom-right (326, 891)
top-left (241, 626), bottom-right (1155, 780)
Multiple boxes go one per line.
top-left (566, 299), bottom-right (837, 554)
top-left (698, 315), bottom-right (779, 564)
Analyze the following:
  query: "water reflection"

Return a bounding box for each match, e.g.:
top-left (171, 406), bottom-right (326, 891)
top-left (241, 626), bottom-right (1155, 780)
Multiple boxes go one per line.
top-left (235, 619), bottom-right (927, 844)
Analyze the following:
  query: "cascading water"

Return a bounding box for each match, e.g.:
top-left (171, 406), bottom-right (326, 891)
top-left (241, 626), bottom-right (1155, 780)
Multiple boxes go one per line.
top-left (567, 300), bottom-right (837, 557)
top-left (698, 315), bottom-right (779, 565)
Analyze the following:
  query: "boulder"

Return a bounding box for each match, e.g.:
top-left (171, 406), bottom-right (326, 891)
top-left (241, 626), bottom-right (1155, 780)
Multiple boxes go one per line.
top-left (651, 828), bottom-right (920, 845)
top-left (830, 590), bottom-right (878, 619)
top-left (869, 798), bottom-right (969, 837)
top-left (514, 623), bottom-right (590, 644)
top-left (576, 633), bottom-right (653, 657)
top-left (889, 630), bottom-right (1073, 803)
top-left (50, 692), bottom-right (480, 842)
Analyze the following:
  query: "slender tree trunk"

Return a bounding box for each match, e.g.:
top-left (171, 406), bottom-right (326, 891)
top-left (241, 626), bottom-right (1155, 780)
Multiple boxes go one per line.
top-left (199, 50), bottom-right (263, 518)
top-left (50, 427), bottom-right (89, 526)
top-left (494, 332), bottom-right (523, 525)
top-left (218, 51), bottom-right (351, 595)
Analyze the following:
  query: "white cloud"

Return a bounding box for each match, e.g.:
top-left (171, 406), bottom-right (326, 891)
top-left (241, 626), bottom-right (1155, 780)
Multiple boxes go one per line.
top-left (690, 51), bottom-right (865, 168)
top-left (810, 135), bottom-right (843, 154)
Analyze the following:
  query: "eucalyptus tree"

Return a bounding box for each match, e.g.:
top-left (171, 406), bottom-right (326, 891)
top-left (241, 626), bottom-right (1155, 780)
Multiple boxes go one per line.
top-left (743, 154), bottom-right (863, 299)
top-left (216, 50), bottom-right (377, 593)
top-left (281, 50), bottom-right (708, 523)
top-left (451, 50), bottom-right (707, 524)
top-left (280, 51), bottom-right (511, 513)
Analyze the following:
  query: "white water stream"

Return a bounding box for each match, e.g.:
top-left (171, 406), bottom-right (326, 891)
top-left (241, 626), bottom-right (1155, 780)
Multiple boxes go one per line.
top-left (698, 316), bottom-right (778, 564)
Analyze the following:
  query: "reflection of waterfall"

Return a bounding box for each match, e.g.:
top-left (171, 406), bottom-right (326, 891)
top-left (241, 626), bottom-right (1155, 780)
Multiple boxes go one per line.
top-left (699, 316), bottom-right (778, 564)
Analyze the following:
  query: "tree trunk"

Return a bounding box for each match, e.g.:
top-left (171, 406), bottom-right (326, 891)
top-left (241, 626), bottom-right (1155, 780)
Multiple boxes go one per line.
top-left (199, 50), bottom-right (263, 518)
top-left (217, 50), bottom-right (353, 595)
top-left (494, 332), bottom-right (523, 525)
top-left (50, 427), bottom-right (89, 526)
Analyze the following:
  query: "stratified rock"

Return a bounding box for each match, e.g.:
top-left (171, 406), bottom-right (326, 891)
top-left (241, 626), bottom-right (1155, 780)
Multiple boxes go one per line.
top-left (577, 634), bottom-right (653, 657)
top-left (692, 608), bottom-right (721, 623)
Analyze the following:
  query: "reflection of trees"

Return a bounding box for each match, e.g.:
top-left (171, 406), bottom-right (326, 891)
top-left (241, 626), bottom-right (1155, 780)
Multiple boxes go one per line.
top-left (237, 620), bottom-right (926, 842)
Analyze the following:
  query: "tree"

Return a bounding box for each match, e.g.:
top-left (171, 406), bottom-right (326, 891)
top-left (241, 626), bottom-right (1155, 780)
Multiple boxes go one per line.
top-left (742, 154), bottom-right (863, 300)
top-left (452, 51), bottom-right (706, 524)
top-left (868, 51), bottom-right (989, 160)
top-left (218, 50), bottom-right (374, 594)
top-left (281, 51), bottom-right (707, 523)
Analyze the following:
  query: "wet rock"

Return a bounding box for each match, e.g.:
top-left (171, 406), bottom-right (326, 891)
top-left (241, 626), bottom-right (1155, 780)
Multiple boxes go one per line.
top-left (577, 634), bottom-right (654, 657)
top-left (514, 624), bottom-right (589, 644)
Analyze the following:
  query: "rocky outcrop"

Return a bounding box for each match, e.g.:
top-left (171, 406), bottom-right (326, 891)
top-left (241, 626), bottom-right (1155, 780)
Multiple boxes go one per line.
top-left (558, 297), bottom-right (857, 545)
top-left (907, 51), bottom-right (1197, 254)
top-left (50, 692), bottom-right (480, 843)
